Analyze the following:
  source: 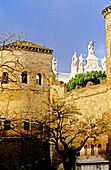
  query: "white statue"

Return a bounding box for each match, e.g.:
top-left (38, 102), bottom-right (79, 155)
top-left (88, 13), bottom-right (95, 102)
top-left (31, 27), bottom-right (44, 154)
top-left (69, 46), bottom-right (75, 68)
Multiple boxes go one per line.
top-left (88, 41), bottom-right (95, 55)
top-left (71, 52), bottom-right (78, 75)
top-left (78, 54), bottom-right (84, 67)
top-left (101, 57), bottom-right (106, 71)
top-left (52, 57), bottom-right (57, 74)
top-left (71, 52), bottom-right (77, 67)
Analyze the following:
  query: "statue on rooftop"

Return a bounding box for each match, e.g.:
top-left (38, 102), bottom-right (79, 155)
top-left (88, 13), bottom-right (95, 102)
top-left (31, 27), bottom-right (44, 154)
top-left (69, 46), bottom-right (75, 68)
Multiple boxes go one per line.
top-left (101, 56), bottom-right (106, 71)
top-left (88, 40), bottom-right (96, 55)
top-left (78, 54), bottom-right (84, 67)
top-left (71, 52), bottom-right (77, 75)
top-left (71, 52), bottom-right (77, 67)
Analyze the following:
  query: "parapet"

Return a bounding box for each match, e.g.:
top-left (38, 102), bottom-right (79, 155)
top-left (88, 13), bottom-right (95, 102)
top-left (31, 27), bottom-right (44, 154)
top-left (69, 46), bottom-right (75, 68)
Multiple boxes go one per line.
top-left (102, 5), bottom-right (111, 18)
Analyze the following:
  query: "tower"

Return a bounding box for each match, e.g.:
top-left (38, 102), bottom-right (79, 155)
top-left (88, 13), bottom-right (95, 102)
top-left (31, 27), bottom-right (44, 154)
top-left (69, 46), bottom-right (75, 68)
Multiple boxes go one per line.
top-left (102, 6), bottom-right (111, 169)
top-left (102, 6), bottom-right (111, 86)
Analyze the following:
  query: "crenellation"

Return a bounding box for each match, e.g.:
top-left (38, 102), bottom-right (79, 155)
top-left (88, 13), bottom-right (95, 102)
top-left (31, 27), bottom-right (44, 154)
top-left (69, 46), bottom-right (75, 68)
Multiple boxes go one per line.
top-left (102, 6), bottom-right (111, 18)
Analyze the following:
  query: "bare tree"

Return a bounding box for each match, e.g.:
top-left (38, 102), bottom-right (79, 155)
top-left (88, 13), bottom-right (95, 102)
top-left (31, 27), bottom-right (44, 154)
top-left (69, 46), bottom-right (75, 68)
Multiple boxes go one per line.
top-left (0, 27), bottom-right (16, 49)
top-left (0, 28), bottom-right (31, 94)
top-left (0, 94), bottom-right (108, 169)
top-left (35, 98), bottom-right (109, 170)
top-left (0, 28), bottom-right (29, 48)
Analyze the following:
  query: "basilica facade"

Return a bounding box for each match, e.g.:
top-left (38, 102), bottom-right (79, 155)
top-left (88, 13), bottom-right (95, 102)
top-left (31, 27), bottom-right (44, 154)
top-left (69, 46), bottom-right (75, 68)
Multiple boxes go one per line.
top-left (53, 41), bottom-right (106, 84)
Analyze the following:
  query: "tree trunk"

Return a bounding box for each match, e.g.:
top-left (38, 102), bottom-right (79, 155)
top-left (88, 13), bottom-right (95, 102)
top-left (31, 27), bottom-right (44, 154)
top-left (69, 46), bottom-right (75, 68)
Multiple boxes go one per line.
top-left (62, 156), bottom-right (76, 170)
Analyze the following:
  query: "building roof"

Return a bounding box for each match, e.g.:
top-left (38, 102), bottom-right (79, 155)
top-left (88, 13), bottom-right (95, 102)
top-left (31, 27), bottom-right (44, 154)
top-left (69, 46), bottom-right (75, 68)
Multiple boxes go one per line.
top-left (1, 40), bottom-right (53, 54)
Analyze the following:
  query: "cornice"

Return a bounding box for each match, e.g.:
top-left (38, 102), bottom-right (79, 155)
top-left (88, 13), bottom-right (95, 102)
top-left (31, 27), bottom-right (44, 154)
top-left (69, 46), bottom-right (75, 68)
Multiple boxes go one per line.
top-left (102, 5), bottom-right (111, 18)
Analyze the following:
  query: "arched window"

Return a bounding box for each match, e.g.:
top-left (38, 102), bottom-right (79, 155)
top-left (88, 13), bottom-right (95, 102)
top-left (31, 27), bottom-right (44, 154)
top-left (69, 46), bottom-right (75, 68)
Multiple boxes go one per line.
top-left (2, 72), bottom-right (8, 83)
top-left (91, 144), bottom-right (94, 156)
top-left (36, 73), bottom-right (42, 85)
top-left (84, 145), bottom-right (87, 156)
top-left (98, 144), bottom-right (101, 154)
top-left (22, 71), bottom-right (27, 84)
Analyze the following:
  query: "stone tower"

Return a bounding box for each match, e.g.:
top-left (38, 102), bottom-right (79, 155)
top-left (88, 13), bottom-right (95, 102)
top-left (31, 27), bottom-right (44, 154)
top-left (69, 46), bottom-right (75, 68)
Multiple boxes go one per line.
top-left (102, 6), bottom-right (111, 169)
top-left (102, 6), bottom-right (111, 86)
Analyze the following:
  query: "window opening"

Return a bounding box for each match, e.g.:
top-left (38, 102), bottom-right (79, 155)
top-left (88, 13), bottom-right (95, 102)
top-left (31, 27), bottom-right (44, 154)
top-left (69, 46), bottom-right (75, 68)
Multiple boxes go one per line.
top-left (24, 120), bottom-right (29, 130)
top-left (36, 73), bottom-right (41, 85)
top-left (2, 72), bottom-right (8, 84)
top-left (22, 71), bottom-right (27, 84)
top-left (84, 145), bottom-right (87, 156)
top-left (4, 120), bottom-right (11, 130)
top-left (98, 144), bottom-right (101, 154)
top-left (91, 144), bottom-right (94, 156)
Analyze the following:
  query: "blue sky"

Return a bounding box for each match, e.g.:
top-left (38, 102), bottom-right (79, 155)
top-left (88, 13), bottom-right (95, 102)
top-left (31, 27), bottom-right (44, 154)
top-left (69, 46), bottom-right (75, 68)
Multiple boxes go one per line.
top-left (0, 0), bottom-right (110, 73)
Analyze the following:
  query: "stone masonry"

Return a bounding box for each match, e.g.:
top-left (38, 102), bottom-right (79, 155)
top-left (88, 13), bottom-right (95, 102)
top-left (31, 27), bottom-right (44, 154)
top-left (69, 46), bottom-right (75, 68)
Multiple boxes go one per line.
top-left (102, 5), bottom-right (111, 169)
top-left (0, 41), bottom-right (53, 133)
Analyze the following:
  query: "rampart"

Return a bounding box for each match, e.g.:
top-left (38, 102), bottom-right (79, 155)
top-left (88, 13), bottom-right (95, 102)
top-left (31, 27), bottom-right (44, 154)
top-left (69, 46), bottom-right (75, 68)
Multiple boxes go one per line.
top-left (51, 81), bottom-right (108, 117)
top-left (50, 80), bottom-right (108, 156)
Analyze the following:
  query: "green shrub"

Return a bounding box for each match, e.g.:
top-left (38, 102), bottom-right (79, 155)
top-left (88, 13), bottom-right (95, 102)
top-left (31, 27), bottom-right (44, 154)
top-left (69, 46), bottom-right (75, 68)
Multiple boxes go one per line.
top-left (67, 71), bottom-right (106, 91)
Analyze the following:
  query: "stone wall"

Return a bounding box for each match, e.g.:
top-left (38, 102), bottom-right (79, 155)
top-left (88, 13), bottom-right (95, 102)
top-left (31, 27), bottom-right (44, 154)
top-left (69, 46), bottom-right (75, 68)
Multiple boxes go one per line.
top-left (0, 47), bottom-right (52, 119)
top-left (65, 83), bottom-right (107, 119)
top-left (51, 81), bottom-right (108, 119)
top-left (0, 49), bottom-right (52, 87)
top-left (50, 81), bottom-right (108, 158)
top-left (0, 137), bottom-right (50, 170)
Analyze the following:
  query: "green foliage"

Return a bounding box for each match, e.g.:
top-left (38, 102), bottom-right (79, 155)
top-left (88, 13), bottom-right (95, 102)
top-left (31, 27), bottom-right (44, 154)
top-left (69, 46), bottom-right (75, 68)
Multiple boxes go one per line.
top-left (68, 142), bottom-right (75, 150)
top-left (67, 71), bottom-right (106, 91)
top-left (36, 79), bottom-right (39, 84)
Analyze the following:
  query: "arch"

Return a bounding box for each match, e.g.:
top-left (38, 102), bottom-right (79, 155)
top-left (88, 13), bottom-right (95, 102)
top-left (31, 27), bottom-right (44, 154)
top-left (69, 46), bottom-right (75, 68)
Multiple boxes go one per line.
top-left (91, 144), bottom-right (94, 156)
top-left (98, 144), bottom-right (101, 154)
top-left (2, 72), bottom-right (8, 83)
top-left (36, 73), bottom-right (42, 85)
top-left (84, 145), bottom-right (87, 156)
top-left (22, 71), bottom-right (27, 84)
